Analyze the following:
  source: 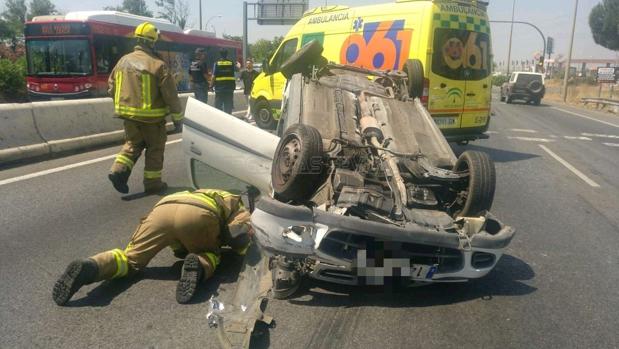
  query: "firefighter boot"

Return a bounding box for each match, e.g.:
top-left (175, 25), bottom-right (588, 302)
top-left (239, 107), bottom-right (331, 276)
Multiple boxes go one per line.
top-left (52, 259), bottom-right (99, 306)
top-left (176, 253), bottom-right (204, 304)
top-left (108, 171), bottom-right (130, 194)
top-left (144, 181), bottom-right (168, 195)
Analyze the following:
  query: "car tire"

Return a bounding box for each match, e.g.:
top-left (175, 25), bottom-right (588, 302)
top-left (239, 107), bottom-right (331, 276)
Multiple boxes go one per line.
top-left (253, 98), bottom-right (276, 129)
top-left (527, 80), bottom-right (544, 95)
top-left (453, 150), bottom-right (496, 217)
top-left (272, 124), bottom-right (324, 202)
top-left (533, 98), bottom-right (541, 106)
top-left (280, 40), bottom-right (324, 79)
top-left (403, 59), bottom-right (424, 99)
top-left (500, 94), bottom-right (506, 102)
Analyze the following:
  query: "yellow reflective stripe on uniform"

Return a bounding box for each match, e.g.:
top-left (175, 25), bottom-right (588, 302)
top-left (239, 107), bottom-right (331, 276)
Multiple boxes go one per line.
top-left (141, 73), bottom-right (152, 109)
top-left (203, 252), bottom-right (221, 268)
top-left (164, 191), bottom-right (223, 216)
top-left (170, 112), bottom-right (183, 121)
top-left (216, 61), bottom-right (233, 66)
top-left (115, 154), bottom-right (135, 170)
top-left (114, 105), bottom-right (169, 117)
top-left (114, 71), bottom-right (123, 104)
top-left (144, 170), bottom-right (161, 179)
top-left (111, 249), bottom-right (129, 278)
top-left (233, 242), bottom-right (251, 256)
top-left (215, 77), bottom-right (235, 81)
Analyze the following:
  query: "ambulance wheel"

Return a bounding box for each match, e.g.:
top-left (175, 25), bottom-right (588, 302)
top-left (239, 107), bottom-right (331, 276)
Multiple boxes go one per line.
top-left (280, 40), bottom-right (324, 79)
top-left (254, 99), bottom-right (276, 129)
top-left (272, 124), bottom-right (324, 203)
top-left (403, 59), bottom-right (424, 99)
top-left (451, 150), bottom-right (496, 217)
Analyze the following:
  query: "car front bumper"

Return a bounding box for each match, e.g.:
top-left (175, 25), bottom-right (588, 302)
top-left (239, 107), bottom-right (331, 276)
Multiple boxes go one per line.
top-left (252, 196), bottom-right (515, 286)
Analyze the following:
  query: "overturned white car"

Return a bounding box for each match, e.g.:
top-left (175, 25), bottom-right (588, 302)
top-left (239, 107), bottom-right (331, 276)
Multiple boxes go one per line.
top-left (182, 41), bottom-right (515, 299)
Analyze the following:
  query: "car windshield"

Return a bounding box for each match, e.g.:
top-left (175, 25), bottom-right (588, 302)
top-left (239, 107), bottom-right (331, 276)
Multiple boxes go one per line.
top-left (432, 28), bottom-right (491, 81)
top-left (26, 39), bottom-right (93, 76)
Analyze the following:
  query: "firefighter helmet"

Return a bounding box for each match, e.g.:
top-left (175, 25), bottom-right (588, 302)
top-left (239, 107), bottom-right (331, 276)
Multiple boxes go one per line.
top-left (134, 22), bottom-right (159, 42)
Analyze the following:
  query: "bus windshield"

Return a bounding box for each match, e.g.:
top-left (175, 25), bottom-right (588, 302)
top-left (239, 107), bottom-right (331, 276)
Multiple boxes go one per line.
top-left (432, 28), bottom-right (491, 81)
top-left (26, 39), bottom-right (93, 76)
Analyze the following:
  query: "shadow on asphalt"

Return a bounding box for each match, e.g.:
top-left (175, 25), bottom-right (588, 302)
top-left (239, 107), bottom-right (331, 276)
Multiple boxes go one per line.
top-left (451, 144), bottom-right (540, 163)
top-left (286, 254), bottom-right (536, 308)
top-left (120, 186), bottom-right (193, 201)
top-left (66, 250), bottom-right (245, 307)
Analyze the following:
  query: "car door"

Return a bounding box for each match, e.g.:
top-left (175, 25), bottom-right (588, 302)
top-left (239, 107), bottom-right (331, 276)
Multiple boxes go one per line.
top-left (182, 98), bottom-right (280, 195)
top-left (267, 38), bottom-right (299, 106)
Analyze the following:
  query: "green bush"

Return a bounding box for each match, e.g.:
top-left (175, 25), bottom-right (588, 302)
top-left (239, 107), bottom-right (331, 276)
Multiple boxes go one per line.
top-left (0, 57), bottom-right (28, 103)
top-left (492, 74), bottom-right (509, 86)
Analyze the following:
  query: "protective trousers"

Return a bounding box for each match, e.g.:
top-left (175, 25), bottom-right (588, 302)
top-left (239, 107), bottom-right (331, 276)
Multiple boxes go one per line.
top-left (111, 119), bottom-right (167, 191)
top-left (90, 203), bottom-right (221, 282)
top-left (215, 91), bottom-right (234, 114)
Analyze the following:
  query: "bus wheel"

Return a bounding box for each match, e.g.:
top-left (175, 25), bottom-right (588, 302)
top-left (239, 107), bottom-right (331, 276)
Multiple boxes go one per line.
top-left (403, 59), bottom-right (424, 99)
top-left (254, 99), bottom-right (276, 129)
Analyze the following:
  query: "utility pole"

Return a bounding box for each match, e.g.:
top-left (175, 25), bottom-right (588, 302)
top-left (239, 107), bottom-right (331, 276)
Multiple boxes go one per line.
top-left (562, 0), bottom-right (578, 102)
top-left (506, 0), bottom-right (516, 75)
top-left (199, 0), bottom-right (202, 30)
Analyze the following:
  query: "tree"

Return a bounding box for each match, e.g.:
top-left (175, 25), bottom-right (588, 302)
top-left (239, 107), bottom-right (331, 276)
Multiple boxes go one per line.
top-left (104, 0), bottom-right (153, 18)
top-left (249, 36), bottom-right (283, 63)
top-left (0, 0), bottom-right (27, 50)
top-left (155, 0), bottom-right (189, 29)
top-left (28, 0), bottom-right (57, 20)
top-left (589, 0), bottom-right (619, 51)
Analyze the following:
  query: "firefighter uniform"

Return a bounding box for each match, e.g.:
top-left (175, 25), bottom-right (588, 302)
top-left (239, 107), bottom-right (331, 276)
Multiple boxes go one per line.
top-left (212, 51), bottom-right (236, 114)
top-left (108, 22), bottom-right (183, 194)
top-left (52, 189), bottom-right (252, 305)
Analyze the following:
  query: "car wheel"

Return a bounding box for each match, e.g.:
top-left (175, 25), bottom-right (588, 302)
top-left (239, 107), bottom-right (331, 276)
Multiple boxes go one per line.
top-left (533, 98), bottom-right (541, 106)
top-left (500, 95), bottom-right (506, 102)
top-left (452, 150), bottom-right (496, 217)
top-left (272, 124), bottom-right (324, 202)
top-left (253, 99), bottom-right (276, 129)
top-left (527, 80), bottom-right (544, 95)
top-left (280, 40), bottom-right (324, 79)
top-left (403, 59), bottom-right (425, 99)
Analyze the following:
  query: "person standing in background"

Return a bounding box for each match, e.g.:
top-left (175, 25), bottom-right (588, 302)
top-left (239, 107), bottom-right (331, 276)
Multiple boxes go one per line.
top-left (189, 48), bottom-right (210, 104)
top-left (211, 49), bottom-right (236, 114)
top-left (240, 58), bottom-right (259, 122)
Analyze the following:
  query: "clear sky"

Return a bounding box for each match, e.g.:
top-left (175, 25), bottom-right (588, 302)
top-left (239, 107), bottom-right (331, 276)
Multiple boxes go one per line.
top-left (33, 0), bottom-right (619, 62)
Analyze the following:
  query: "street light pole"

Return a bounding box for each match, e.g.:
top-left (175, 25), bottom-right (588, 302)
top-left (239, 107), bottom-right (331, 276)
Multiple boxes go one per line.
top-left (205, 14), bottom-right (222, 33)
top-left (506, 0), bottom-right (516, 75)
top-left (199, 0), bottom-right (202, 30)
top-left (562, 0), bottom-right (579, 102)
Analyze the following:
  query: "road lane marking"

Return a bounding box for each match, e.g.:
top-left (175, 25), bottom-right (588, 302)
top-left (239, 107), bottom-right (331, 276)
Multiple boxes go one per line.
top-left (552, 107), bottom-right (619, 128)
top-left (508, 136), bottom-right (555, 143)
top-left (539, 145), bottom-right (600, 188)
top-left (603, 143), bottom-right (619, 147)
top-left (510, 128), bottom-right (538, 133)
top-left (485, 131), bottom-right (499, 134)
top-left (581, 133), bottom-right (619, 139)
top-left (564, 136), bottom-right (592, 141)
top-left (0, 139), bottom-right (183, 187)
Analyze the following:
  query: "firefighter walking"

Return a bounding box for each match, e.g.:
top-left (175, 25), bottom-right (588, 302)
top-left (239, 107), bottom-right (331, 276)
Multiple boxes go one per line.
top-left (52, 189), bottom-right (252, 305)
top-left (108, 22), bottom-right (183, 194)
top-left (212, 49), bottom-right (236, 114)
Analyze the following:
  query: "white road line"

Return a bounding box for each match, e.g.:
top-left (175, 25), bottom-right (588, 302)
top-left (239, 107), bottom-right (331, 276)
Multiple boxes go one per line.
top-left (508, 136), bottom-right (555, 143)
top-left (0, 139), bottom-right (183, 187)
top-left (564, 136), bottom-right (592, 141)
top-left (485, 131), bottom-right (500, 134)
top-left (603, 142), bottom-right (619, 147)
top-left (581, 133), bottom-right (619, 139)
top-left (552, 107), bottom-right (619, 128)
top-left (539, 145), bottom-right (601, 188)
top-left (510, 128), bottom-right (538, 133)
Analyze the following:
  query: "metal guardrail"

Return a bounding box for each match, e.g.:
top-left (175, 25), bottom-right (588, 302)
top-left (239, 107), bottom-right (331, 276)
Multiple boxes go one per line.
top-left (581, 97), bottom-right (619, 109)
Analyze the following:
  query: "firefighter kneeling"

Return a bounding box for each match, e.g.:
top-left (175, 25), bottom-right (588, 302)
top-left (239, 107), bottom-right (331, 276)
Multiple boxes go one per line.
top-left (52, 189), bottom-right (252, 305)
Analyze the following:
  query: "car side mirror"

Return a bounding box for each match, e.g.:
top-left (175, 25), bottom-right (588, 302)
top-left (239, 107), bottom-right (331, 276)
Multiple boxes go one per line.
top-left (262, 58), bottom-right (271, 76)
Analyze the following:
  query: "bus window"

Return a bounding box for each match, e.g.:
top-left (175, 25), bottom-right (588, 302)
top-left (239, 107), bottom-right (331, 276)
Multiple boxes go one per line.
top-left (94, 36), bottom-right (129, 74)
top-left (26, 39), bottom-right (92, 76)
top-left (432, 28), bottom-right (491, 81)
top-left (270, 38), bottom-right (298, 72)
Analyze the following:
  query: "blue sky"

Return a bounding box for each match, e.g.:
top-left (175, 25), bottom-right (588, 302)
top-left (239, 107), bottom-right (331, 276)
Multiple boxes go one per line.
top-left (27, 0), bottom-right (619, 62)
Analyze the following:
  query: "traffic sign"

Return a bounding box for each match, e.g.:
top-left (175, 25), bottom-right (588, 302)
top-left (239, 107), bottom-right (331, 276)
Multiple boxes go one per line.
top-left (596, 67), bottom-right (618, 84)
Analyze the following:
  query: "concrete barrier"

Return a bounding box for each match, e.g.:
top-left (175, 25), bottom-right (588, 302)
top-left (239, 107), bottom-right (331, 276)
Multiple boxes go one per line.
top-left (0, 91), bottom-right (249, 166)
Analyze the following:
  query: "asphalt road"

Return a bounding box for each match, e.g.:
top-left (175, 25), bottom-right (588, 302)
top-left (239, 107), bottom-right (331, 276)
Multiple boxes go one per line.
top-left (1, 97), bottom-right (618, 348)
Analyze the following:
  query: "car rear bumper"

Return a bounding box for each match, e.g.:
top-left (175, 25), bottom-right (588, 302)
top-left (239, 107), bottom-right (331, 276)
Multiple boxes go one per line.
top-left (251, 196), bottom-right (515, 286)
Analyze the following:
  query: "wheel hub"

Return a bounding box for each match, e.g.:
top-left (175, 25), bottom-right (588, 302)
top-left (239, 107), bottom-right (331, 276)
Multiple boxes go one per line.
top-left (277, 138), bottom-right (301, 182)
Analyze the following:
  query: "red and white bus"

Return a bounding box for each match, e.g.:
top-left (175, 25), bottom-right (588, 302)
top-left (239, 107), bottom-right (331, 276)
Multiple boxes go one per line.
top-left (25, 11), bottom-right (242, 100)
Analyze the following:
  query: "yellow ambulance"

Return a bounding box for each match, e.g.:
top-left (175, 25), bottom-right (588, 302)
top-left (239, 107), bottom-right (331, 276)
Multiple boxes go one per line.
top-left (250, 0), bottom-right (493, 142)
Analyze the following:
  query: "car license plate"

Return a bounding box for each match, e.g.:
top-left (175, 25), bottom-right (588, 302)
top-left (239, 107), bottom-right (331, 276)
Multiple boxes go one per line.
top-left (433, 116), bottom-right (457, 126)
top-left (411, 264), bottom-right (438, 280)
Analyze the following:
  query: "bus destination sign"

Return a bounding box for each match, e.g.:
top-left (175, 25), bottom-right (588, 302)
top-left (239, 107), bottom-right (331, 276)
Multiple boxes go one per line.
top-left (25, 23), bottom-right (90, 36)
